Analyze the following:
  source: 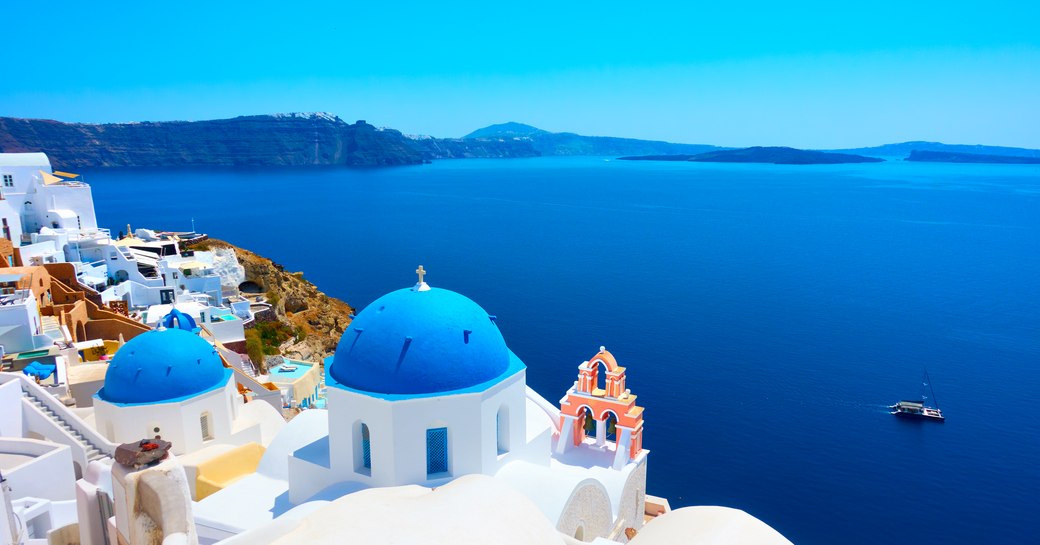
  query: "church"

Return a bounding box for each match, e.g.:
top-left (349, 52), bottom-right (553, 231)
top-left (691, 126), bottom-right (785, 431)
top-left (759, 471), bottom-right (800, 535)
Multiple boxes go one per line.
top-left (72, 267), bottom-right (655, 543)
top-left (0, 266), bottom-right (793, 545)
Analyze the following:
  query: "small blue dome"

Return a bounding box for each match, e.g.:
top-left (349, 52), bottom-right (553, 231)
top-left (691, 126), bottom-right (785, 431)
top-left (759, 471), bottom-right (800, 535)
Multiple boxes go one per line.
top-left (328, 287), bottom-right (515, 395)
top-left (161, 308), bottom-right (197, 331)
top-left (97, 328), bottom-right (229, 405)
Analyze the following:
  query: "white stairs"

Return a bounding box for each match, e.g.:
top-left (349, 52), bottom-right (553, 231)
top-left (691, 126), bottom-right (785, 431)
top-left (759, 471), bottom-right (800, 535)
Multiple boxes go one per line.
top-left (22, 390), bottom-right (108, 462)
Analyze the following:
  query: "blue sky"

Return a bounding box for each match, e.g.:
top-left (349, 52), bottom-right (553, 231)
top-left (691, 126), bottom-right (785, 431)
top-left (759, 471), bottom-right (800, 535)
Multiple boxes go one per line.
top-left (4, 1), bottom-right (1038, 148)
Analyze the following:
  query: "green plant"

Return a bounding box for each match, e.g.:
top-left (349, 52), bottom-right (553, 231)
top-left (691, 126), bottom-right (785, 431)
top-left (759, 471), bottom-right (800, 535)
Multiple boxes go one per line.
top-left (245, 329), bottom-right (264, 366)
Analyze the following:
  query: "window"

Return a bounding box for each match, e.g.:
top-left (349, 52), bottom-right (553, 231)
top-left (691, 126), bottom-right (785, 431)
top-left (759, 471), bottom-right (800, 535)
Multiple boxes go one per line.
top-left (1, 218), bottom-right (9, 241)
top-left (200, 412), bottom-right (213, 441)
top-left (2, 174), bottom-right (12, 188)
top-left (362, 424), bottom-right (371, 469)
top-left (426, 427), bottom-right (449, 476)
top-left (497, 406), bottom-right (510, 455)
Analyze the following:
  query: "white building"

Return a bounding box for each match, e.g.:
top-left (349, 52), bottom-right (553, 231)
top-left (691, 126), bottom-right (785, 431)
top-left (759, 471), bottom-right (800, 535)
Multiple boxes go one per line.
top-left (0, 152), bottom-right (99, 249)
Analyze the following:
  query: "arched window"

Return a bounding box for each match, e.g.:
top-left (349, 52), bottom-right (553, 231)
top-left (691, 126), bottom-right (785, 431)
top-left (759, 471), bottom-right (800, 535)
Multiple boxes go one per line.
top-left (581, 406), bottom-right (596, 437)
top-left (426, 427), bottom-right (449, 476)
top-left (496, 406), bottom-right (510, 455)
top-left (200, 412), bottom-right (213, 441)
top-left (596, 361), bottom-right (608, 392)
top-left (603, 411), bottom-right (618, 442)
top-left (354, 422), bottom-right (372, 474)
top-left (361, 423), bottom-right (371, 470)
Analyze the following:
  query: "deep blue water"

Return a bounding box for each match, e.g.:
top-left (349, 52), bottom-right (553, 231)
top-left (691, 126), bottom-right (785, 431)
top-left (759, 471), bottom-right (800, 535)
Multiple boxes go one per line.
top-left (83, 158), bottom-right (1039, 545)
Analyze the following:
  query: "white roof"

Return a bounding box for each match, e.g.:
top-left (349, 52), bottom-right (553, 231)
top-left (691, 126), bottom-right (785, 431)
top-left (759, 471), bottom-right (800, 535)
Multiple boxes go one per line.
top-left (0, 152), bottom-right (51, 168)
top-left (215, 475), bottom-right (566, 545)
top-left (630, 506), bottom-right (794, 545)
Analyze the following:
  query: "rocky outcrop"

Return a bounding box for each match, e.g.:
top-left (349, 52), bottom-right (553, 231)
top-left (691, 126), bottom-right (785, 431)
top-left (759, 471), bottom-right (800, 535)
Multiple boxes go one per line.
top-left (0, 114), bottom-right (425, 167)
top-left (619, 147), bottom-right (885, 165)
top-left (905, 150), bottom-right (1040, 164)
top-left (190, 238), bottom-right (353, 362)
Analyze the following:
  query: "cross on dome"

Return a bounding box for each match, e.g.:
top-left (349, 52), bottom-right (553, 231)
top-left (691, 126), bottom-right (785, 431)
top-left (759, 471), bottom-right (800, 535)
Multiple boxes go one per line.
top-left (414, 265), bottom-right (431, 292)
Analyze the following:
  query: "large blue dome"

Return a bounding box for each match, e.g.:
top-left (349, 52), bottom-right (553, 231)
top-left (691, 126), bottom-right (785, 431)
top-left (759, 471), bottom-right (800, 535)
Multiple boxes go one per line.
top-left (97, 328), bottom-right (230, 405)
top-left (328, 286), bottom-right (520, 396)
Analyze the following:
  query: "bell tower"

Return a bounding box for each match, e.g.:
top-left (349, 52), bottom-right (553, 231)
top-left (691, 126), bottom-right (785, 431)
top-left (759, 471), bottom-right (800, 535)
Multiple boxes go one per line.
top-left (556, 347), bottom-right (645, 469)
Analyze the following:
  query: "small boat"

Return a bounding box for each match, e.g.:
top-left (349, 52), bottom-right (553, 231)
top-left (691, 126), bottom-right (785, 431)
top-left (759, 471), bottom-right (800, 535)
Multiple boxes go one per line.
top-left (890, 368), bottom-right (945, 422)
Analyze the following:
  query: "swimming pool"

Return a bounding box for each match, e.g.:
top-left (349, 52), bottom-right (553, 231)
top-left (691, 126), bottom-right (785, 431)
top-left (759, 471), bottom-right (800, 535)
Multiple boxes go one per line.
top-left (269, 360), bottom-right (313, 381)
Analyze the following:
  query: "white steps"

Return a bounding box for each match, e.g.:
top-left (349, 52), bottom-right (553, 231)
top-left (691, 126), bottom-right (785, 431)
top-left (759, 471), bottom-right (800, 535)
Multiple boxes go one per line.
top-left (22, 391), bottom-right (108, 462)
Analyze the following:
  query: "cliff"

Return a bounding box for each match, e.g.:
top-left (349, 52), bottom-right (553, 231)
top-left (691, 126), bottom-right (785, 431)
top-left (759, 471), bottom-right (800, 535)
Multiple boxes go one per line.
top-left (189, 238), bottom-right (353, 363)
top-left (464, 122), bottom-right (725, 156)
top-left (905, 150), bottom-right (1040, 164)
top-left (0, 114), bottom-right (426, 168)
top-left (406, 136), bottom-right (540, 159)
top-left (619, 147), bottom-right (884, 165)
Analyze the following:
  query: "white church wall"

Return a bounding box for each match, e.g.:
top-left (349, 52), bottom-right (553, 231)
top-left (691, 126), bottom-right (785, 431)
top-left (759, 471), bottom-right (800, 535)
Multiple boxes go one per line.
top-left (478, 372), bottom-right (529, 472)
top-left (326, 386), bottom-right (394, 487)
top-left (94, 382), bottom-right (238, 456)
top-left (95, 397), bottom-right (189, 451)
top-left (389, 392), bottom-right (484, 487)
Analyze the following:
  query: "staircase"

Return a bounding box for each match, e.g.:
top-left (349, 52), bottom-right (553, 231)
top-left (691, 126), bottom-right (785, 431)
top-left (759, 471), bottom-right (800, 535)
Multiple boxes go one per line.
top-left (22, 390), bottom-right (108, 462)
top-left (40, 315), bottom-right (64, 339)
top-left (238, 357), bottom-right (258, 379)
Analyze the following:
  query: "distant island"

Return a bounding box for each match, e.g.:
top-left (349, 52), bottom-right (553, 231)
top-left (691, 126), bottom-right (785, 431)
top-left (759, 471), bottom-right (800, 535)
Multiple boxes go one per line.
top-left (619, 147), bottom-right (884, 165)
top-left (830, 141), bottom-right (1040, 159)
top-left (905, 150), bottom-right (1040, 164)
top-left (464, 122), bottom-right (726, 157)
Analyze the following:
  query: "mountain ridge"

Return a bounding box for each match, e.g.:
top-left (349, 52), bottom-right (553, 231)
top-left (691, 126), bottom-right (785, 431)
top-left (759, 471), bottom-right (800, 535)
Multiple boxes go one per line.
top-left (464, 122), bottom-right (726, 157)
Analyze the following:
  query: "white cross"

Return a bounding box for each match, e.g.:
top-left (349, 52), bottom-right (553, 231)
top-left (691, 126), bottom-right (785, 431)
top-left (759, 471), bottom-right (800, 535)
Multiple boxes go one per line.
top-left (416, 265), bottom-right (426, 284)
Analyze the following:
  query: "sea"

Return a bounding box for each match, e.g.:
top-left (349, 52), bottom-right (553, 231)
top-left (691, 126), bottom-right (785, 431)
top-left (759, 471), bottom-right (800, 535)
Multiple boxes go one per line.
top-left (83, 157), bottom-right (1040, 545)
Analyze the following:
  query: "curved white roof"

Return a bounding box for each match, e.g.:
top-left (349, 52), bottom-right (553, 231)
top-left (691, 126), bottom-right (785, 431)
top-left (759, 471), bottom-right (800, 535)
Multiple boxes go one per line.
top-left (631, 506), bottom-right (794, 545)
top-left (0, 152), bottom-right (51, 168)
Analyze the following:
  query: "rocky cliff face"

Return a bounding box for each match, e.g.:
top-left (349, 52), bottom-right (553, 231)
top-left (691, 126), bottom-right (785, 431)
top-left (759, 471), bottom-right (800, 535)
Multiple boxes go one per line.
top-left (0, 114), bottom-right (425, 167)
top-left (0, 114), bottom-right (542, 167)
top-left (191, 238), bottom-right (353, 362)
top-left (406, 136), bottom-right (539, 159)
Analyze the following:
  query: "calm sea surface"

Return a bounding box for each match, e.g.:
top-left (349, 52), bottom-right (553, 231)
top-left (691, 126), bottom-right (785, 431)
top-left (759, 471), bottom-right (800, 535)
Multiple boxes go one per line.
top-left (84, 157), bottom-right (1039, 545)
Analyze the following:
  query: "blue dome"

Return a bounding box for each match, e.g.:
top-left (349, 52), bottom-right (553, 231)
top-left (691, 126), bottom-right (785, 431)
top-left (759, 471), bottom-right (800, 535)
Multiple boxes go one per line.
top-left (161, 308), bottom-right (197, 331)
top-left (97, 328), bottom-right (230, 405)
top-left (328, 287), bottom-right (518, 395)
